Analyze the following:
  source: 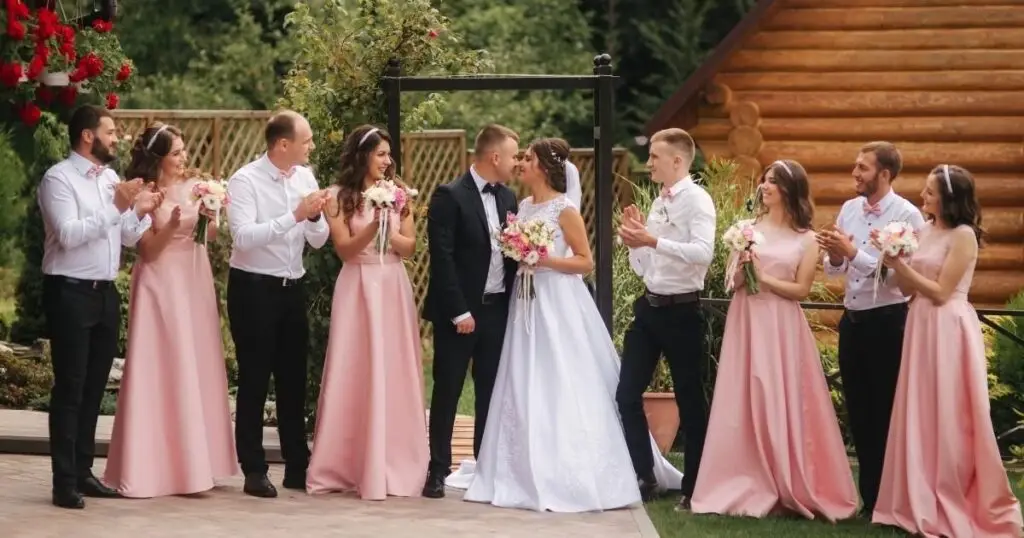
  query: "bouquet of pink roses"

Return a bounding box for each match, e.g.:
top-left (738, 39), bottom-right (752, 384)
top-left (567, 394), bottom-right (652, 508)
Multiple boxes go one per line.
top-left (496, 212), bottom-right (556, 331)
top-left (190, 176), bottom-right (229, 245)
top-left (869, 220), bottom-right (919, 300)
top-left (722, 218), bottom-right (766, 295)
top-left (362, 178), bottom-right (418, 261)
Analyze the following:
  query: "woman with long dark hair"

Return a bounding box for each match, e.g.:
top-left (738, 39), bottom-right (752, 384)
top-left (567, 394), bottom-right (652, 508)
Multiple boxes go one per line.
top-left (305, 125), bottom-right (428, 500)
top-left (872, 164), bottom-right (1022, 536)
top-left (104, 122), bottom-right (238, 498)
top-left (690, 160), bottom-right (858, 521)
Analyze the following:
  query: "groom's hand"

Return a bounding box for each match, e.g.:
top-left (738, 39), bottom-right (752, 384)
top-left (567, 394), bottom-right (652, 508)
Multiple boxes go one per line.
top-left (455, 315), bottom-right (476, 334)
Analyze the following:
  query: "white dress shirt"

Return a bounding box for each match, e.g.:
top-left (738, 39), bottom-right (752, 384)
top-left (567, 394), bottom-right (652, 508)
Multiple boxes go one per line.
top-left (452, 166), bottom-right (505, 324)
top-left (823, 189), bottom-right (926, 311)
top-left (628, 176), bottom-right (717, 295)
top-left (227, 154), bottom-right (329, 279)
top-left (38, 152), bottom-right (152, 281)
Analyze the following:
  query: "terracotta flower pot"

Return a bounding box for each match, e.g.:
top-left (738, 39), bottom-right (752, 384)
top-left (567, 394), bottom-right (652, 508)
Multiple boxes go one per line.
top-left (643, 392), bottom-right (679, 455)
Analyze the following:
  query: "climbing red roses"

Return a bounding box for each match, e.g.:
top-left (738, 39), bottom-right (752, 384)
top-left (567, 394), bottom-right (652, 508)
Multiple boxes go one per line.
top-left (1, 1), bottom-right (134, 126)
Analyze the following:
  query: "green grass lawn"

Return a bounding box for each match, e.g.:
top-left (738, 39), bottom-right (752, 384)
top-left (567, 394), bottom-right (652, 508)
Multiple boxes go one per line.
top-left (648, 453), bottom-right (1024, 537)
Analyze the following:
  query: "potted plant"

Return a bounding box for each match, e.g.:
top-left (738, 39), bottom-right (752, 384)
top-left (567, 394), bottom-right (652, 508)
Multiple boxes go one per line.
top-left (1, 0), bottom-right (133, 127)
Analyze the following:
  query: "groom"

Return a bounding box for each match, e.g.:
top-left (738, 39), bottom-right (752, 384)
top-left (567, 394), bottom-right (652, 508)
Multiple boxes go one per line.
top-left (422, 124), bottom-right (520, 498)
top-left (616, 128), bottom-right (716, 509)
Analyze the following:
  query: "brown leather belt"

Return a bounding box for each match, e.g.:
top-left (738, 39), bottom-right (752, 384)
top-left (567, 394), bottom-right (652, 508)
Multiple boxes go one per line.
top-left (644, 289), bottom-right (700, 307)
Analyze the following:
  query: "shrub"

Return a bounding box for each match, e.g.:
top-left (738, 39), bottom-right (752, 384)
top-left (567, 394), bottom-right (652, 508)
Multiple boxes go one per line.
top-left (987, 290), bottom-right (1024, 453)
top-left (0, 343), bottom-right (52, 408)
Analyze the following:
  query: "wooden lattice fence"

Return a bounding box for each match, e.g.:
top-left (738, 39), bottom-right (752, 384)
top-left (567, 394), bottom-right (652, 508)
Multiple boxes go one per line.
top-left (111, 111), bottom-right (633, 311)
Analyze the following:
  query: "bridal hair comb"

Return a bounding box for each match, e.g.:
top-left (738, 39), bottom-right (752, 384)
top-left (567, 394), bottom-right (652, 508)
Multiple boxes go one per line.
top-left (358, 127), bottom-right (380, 147)
top-left (941, 164), bottom-right (954, 194)
top-left (145, 124), bottom-right (170, 151)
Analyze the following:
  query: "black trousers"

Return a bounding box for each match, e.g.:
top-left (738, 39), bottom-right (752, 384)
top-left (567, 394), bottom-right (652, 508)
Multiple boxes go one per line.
top-left (226, 268), bottom-right (311, 476)
top-left (42, 275), bottom-right (120, 489)
top-left (616, 296), bottom-right (707, 495)
top-left (838, 302), bottom-right (908, 512)
top-left (427, 295), bottom-right (508, 476)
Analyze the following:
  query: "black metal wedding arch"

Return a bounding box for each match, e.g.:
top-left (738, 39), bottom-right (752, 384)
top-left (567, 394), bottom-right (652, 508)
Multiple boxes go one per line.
top-left (382, 54), bottom-right (620, 334)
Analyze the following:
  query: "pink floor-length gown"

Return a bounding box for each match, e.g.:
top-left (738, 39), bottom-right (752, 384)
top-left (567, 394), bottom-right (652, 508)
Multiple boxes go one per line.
top-left (691, 228), bottom-right (858, 522)
top-left (104, 180), bottom-right (239, 498)
top-left (873, 224), bottom-right (1023, 537)
top-left (306, 207), bottom-right (428, 500)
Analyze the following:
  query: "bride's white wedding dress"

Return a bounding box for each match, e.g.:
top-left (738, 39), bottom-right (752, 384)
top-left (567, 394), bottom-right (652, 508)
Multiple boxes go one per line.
top-left (445, 194), bottom-right (683, 513)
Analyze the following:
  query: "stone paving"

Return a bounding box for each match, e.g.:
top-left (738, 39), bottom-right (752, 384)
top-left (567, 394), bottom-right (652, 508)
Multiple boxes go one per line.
top-left (0, 455), bottom-right (655, 538)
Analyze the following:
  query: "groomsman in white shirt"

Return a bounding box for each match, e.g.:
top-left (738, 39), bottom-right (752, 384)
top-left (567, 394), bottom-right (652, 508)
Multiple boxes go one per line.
top-left (38, 105), bottom-right (163, 509)
top-left (617, 128), bottom-right (716, 510)
top-left (226, 110), bottom-right (331, 498)
top-left (816, 141), bottom-right (925, 516)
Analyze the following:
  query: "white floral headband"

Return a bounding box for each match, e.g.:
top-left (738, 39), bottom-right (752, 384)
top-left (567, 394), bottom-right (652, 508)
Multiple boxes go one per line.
top-left (358, 127), bottom-right (379, 147)
top-left (941, 164), bottom-right (955, 194)
top-left (145, 124), bottom-right (169, 151)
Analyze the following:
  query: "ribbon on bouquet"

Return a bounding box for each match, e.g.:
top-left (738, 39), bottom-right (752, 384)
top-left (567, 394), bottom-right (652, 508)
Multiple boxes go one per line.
top-left (723, 251), bottom-right (740, 293)
top-left (376, 208), bottom-right (391, 263)
top-left (514, 265), bottom-right (537, 335)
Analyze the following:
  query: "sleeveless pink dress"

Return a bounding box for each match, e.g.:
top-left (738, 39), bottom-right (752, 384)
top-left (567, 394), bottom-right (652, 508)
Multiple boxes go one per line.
top-left (306, 206), bottom-right (428, 500)
top-left (873, 224), bottom-right (1023, 537)
top-left (104, 179), bottom-right (239, 498)
top-left (691, 227), bottom-right (858, 521)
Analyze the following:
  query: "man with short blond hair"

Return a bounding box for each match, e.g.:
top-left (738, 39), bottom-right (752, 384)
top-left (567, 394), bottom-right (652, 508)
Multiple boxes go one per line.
top-left (616, 127), bottom-right (715, 509)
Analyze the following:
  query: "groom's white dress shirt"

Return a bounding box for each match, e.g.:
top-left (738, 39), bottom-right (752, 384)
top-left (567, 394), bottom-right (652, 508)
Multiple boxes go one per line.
top-left (628, 176), bottom-right (716, 296)
top-left (227, 154), bottom-right (329, 279)
top-left (38, 151), bottom-right (152, 281)
top-left (452, 165), bottom-right (505, 324)
top-left (824, 189), bottom-right (925, 311)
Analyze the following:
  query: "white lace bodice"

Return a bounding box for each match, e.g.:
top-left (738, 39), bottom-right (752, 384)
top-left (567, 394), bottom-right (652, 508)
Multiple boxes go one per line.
top-left (516, 195), bottom-right (575, 267)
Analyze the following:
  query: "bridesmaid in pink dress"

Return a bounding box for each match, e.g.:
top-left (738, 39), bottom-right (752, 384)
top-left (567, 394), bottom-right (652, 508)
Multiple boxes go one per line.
top-left (306, 125), bottom-right (428, 500)
top-left (104, 123), bottom-right (239, 497)
top-left (872, 164), bottom-right (1023, 537)
top-left (691, 160), bottom-right (858, 522)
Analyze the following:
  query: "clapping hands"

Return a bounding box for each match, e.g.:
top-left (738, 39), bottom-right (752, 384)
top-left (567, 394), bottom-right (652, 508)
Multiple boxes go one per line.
top-left (294, 189), bottom-right (331, 221)
top-left (618, 204), bottom-right (654, 249)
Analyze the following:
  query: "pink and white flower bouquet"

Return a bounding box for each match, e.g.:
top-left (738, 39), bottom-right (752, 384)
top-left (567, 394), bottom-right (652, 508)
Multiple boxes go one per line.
top-left (869, 220), bottom-right (920, 300)
top-left (496, 212), bottom-right (556, 332)
top-left (362, 178), bottom-right (418, 261)
top-left (190, 176), bottom-right (229, 245)
top-left (722, 219), bottom-right (766, 294)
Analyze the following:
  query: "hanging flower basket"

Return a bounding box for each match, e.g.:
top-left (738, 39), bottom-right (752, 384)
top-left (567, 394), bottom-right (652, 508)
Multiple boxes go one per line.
top-left (0, 1), bottom-right (134, 127)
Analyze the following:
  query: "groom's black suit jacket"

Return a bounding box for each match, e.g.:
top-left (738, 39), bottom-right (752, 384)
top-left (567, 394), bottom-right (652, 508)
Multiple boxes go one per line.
top-left (423, 171), bottom-right (519, 323)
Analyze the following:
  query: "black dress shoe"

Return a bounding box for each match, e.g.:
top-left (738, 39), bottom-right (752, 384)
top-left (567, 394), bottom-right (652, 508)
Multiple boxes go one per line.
top-left (422, 472), bottom-right (445, 499)
top-left (674, 494), bottom-right (692, 512)
top-left (638, 476), bottom-right (659, 502)
top-left (243, 473), bottom-right (278, 498)
top-left (78, 475), bottom-right (120, 498)
top-left (52, 488), bottom-right (85, 509)
top-left (282, 470), bottom-right (306, 490)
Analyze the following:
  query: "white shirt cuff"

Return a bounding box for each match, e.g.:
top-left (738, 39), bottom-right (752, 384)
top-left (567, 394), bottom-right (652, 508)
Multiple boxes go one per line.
top-left (452, 312), bottom-right (471, 324)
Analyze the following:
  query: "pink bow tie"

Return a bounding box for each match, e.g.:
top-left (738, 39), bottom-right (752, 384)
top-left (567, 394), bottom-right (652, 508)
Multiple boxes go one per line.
top-left (660, 186), bottom-right (674, 200)
top-left (86, 165), bottom-right (105, 179)
top-left (277, 167), bottom-right (296, 181)
top-left (862, 200), bottom-right (882, 216)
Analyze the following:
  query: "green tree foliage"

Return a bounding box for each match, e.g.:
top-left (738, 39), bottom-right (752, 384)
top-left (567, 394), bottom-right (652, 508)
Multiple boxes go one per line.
top-left (278, 0), bottom-right (490, 428)
top-left (115, 0), bottom-right (295, 109)
top-left (435, 0), bottom-right (595, 146)
top-left (10, 113), bottom-right (69, 344)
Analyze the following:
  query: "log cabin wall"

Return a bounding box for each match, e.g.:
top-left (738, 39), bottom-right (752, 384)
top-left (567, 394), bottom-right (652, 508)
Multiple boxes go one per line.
top-left (681, 0), bottom-right (1024, 308)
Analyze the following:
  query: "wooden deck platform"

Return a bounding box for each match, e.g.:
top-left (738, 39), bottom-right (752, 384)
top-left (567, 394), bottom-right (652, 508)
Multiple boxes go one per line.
top-left (0, 409), bottom-right (476, 469)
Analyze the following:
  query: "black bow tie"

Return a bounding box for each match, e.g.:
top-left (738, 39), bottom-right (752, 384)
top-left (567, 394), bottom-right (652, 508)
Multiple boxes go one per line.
top-left (482, 183), bottom-right (498, 195)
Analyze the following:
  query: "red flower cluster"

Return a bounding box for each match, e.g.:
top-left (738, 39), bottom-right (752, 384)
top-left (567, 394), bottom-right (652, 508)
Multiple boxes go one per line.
top-left (1, 2), bottom-right (133, 126)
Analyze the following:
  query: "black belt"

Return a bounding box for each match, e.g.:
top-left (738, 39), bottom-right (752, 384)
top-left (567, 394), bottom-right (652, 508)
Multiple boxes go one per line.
top-left (644, 289), bottom-right (700, 307)
top-left (45, 275), bottom-right (114, 290)
top-left (481, 293), bottom-right (505, 305)
top-left (843, 302), bottom-right (908, 324)
top-left (230, 268), bottom-right (303, 287)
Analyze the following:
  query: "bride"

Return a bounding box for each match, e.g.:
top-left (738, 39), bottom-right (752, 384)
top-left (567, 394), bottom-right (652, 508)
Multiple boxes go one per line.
top-left (445, 138), bottom-right (682, 512)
